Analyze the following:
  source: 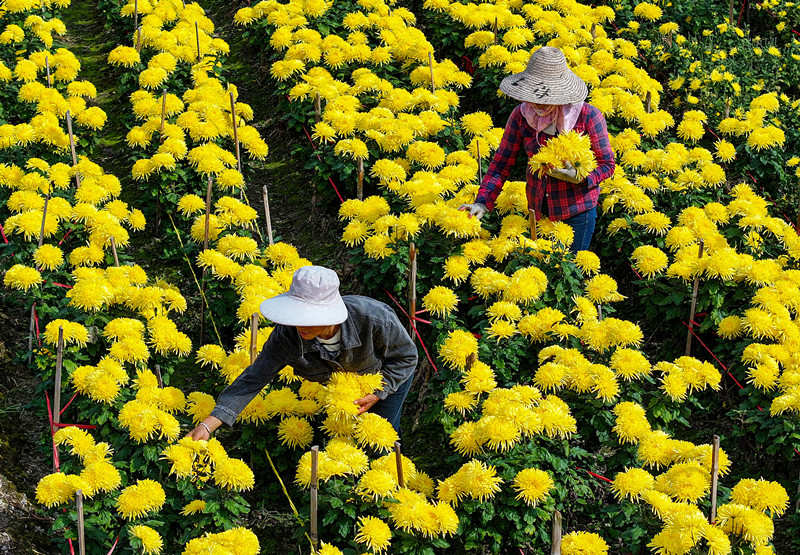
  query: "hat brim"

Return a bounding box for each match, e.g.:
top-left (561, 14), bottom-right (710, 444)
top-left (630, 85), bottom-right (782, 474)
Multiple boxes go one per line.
top-left (259, 293), bottom-right (348, 326)
top-left (499, 70), bottom-right (587, 105)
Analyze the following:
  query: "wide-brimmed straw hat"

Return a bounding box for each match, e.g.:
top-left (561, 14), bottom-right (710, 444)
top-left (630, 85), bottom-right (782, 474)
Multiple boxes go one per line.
top-left (260, 266), bottom-right (348, 326)
top-left (499, 46), bottom-right (587, 105)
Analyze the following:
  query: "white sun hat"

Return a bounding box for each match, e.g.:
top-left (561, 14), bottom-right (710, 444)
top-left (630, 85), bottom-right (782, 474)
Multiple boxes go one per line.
top-left (259, 266), bottom-right (348, 326)
top-left (499, 46), bottom-right (587, 105)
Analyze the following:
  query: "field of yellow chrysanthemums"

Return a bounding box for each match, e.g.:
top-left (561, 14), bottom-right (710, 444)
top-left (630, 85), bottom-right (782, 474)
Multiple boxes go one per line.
top-left (1, 0), bottom-right (800, 553)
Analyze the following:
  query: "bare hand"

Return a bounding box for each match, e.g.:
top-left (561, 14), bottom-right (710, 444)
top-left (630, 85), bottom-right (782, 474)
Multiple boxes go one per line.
top-left (458, 203), bottom-right (488, 219)
top-left (354, 394), bottom-right (380, 415)
top-left (185, 416), bottom-right (222, 441)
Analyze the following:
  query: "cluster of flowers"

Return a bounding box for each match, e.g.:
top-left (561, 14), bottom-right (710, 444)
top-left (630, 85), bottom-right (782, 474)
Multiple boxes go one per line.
top-left (107, 0), bottom-right (268, 187)
top-left (611, 401), bottom-right (789, 553)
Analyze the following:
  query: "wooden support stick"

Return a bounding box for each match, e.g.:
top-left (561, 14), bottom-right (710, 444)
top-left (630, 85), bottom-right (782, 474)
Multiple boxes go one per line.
top-left (110, 237), bottom-right (120, 267)
top-left (53, 326), bottom-right (64, 432)
top-left (38, 195), bottom-right (50, 248)
top-left (357, 157), bottom-right (364, 200)
top-left (597, 304), bottom-right (603, 322)
top-left (27, 304), bottom-right (36, 364)
top-left (724, 99), bottom-right (731, 119)
top-left (76, 490), bottom-right (86, 555)
top-left (65, 111), bottom-right (81, 187)
top-left (428, 51), bottom-right (436, 94)
top-left (314, 93), bottom-right (322, 123)
top-left (229, 92), bottom-right (242, 174)
top-left (476, 141), bottom-right (483, 184)
top-left (136, 26), bottom-right (142, 53)
top-left (591, 23), bottom-right (597, 40)
top-left (249, 313), bottom-right (259, 365)
top-left (134, 0), bottom-right (138, 30)
top-left (394, 441), bottom-right (405, 488)
top-left (729, 0), bottom-right (735, 24)
top-left (709, 435), bottom-right (720, 524)
top-left (45, 56), bottom-right (51, 87)
top-left (645, 91), bottom-right (652, 113)
top-left (154, 364), bottom-right (163, 388)
top-left (550, 510), bottom-right (562, 555)
top-left (408, 242), bottom-right (417, 336)
top-left (685, 239), bottom-right (705, 356)
top-left (493, 17), bottom-right (498, 44)
top-left (159, 89), bottom-right (167, 143)
top-left (310, 446), bottom-right (320, 552)
top-left (465, 352), bottom-right (476, 372)
top-left (203, 175), bottom-right (213, 252)
top-left (195, 21), bottom-right (201, 62)
top-left (528, 208), bottom-right (538, 240)
top-left (262, 185), bottom-right (274, 246)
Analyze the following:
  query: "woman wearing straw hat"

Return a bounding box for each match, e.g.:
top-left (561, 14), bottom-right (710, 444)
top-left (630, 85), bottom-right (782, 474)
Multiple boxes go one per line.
top-left (187, 265), bottom-right (418, 438)
top-left (460, 46), bottom-right (615, 252)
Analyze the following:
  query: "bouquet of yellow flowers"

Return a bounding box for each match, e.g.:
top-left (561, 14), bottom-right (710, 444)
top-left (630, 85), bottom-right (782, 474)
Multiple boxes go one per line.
top-left (529, 130), bottom-right (597, 181)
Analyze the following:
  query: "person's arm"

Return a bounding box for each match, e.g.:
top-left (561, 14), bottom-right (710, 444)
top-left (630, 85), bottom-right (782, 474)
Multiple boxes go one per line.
top-left (354, 308), bottom-right (418, 414)
top-left (584, 106), bottom-right (616, 189)
top-left (474, 105), bottom-right (525, 211)
top-left (186, 328), bottom-right (288, 439)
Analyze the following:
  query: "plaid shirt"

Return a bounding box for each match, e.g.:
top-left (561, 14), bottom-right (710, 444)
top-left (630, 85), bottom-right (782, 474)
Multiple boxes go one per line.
top-left (475, 103), bottom-right (615, 221)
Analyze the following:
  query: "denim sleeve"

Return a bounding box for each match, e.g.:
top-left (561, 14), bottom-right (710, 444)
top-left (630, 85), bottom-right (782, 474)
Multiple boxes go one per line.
top-left (372, 311), bottom-right (418, 400)
top-left (210, 329), bottom-right (288, 426)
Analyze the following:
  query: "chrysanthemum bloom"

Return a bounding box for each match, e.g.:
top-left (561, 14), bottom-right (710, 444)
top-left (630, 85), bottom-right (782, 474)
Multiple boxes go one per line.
top-left (730, 478), bottom-right (789, 516)
top-left (213, 457), bottom-right (255, 491)
top-left (461, 360), bottom-right (497, 393)
top-left (573, 250), bottom-right (600, 274)
top-left (43, 320), bottom-right (89, 347)
top-left (503, 266), bottom-right (547, 304)
top-left (354, 516), bottom-right (392, 553)
top-left (35, 472), bottom-right (87, 508)
top-left (108, 46), bottom-right (141, 67)
top-left (511, 467), bottom-right (554, 506)
top-left (631, 245), bottom-right (669, 278)
top-left (4, 264), bottom-right (42, 290)
top-left (181, 499), bottom-right (206, 515)
top-left (561, 531), bottom-right (609, 555)
top-left (612, 467), bottom-right (655, 501)
top-left (33, 244), bottom-right (65, 270)
top-left (457, 460), bottom-right (503, 501)
top-left (585, 274), bottom-right (625, 303)
top-left (354, 413), bottom-right (398, 452)
top-left (443, 390), bottom-right (477, 416)
top-left (355, 468), bottom-right (398, 501)
top-left (438, 329), bottom-right (478, 370)
top-left (116, 479), bottom-right (166, 520)
top-left (129, 525), bottom-right (163, 554)
top-left (637, 430), bottom-right (678, 469)
top-left (716, 503), bottom-right (775, 545)
top-left (423, 286), bottom-right (459, 318)
top-left (277, 416), bottom-right (313, 448)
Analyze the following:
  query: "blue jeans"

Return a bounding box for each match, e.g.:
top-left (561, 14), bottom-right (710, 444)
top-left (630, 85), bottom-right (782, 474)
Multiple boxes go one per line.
top-left (562, 206), bottom-right (597, 253)
top-left (371, 372), bottom-right (414, 435)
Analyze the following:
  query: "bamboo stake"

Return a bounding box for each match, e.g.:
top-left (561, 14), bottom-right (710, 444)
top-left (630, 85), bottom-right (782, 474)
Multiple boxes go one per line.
top-left (709, 435), bottom-right (720, 523)
top-left (310, 446), bottom-right (320, 552)
top-left (45, 56), bottom-right (51, 87)
top-left (724, 99), bottom-right (731, 119)
top-left (203, 175), bottom-right (213, 252)
top-left (230, 92), bottom-right (242, 173)
top-left (38, 195), bottom-right (50, 248)
top-left (154, 364), bottom-right (163, 388)
top-left (529, 208), bottom-right (538, 240)
top-left (591, 23), bottom-right (597, 40)
top-left (685, 239), bottom-right (705, 356)
top-left (645, 91), bottom-right (652, 113)
top-left (76, 490), bottom-right (86, 555)
top-left (729, 0), bottom-right (735, 24)
top-left (314, 93), bottom-right (322, 123)
top-left (394, 441), bottom-right (405, 488)
top-left (597, 304), bottom-right (603, 322)
top-left (110, 237), bottom-right (120, 267)
top-left (159, 89), bottom-right (167, 143)
top-left (357, 157), bottom-right (364, 200)
top-left (262, 185), bottom-right (274, 246)
top-left (550, 510), bottom-right (562, 555)
top-left (53, 326), bottom-right (63, 432)
top-left (408, 242), bottom-right (417, 336)
top-left (249, 313), bottom-right (259, 365)
top-left (428, 52), bottom-right (436, 94)
top-left (195, 22), bottom-right (201, 63)
top-left (493, 17), bottom-right (498, 44)
top-left (136, 26), bottom-right (142, 53)
top-left (134, 0), bottom-right (138, 30)
top-left (65, 111), bottom-right (81, 187)
top-left (200, 175), bottom-right (213, 345)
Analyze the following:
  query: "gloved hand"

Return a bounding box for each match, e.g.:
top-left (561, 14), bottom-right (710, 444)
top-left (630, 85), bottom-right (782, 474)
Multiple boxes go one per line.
top-left (459, 203), bottom-right (488, 219)
top-left (547, 162), bottom-right (582, 184)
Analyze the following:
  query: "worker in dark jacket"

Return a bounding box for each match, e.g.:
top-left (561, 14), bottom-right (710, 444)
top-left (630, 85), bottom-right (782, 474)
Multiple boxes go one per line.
top-left (187, 266), bottom-right (417, 437)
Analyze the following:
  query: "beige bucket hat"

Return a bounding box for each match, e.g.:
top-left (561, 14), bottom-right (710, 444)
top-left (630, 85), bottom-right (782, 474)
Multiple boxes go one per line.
top-left (499, 46), bottom-right (587, 105)
top-left (260, 266), bottom-right (348, 326)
